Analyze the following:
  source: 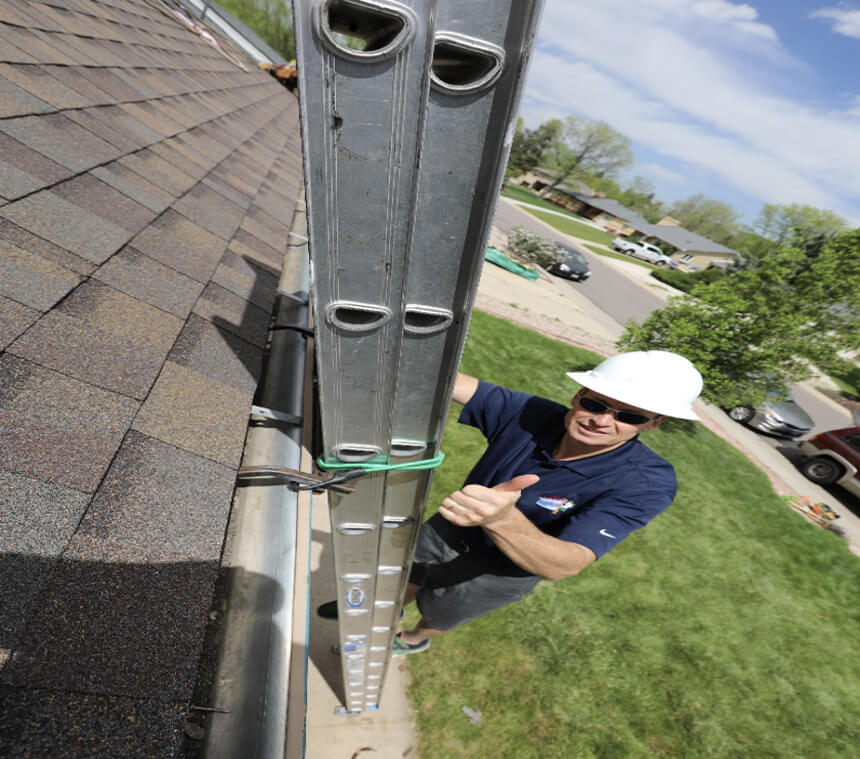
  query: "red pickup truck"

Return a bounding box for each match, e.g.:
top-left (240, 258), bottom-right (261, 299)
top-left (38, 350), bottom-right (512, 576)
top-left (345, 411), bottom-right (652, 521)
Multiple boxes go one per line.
top-left (799, 426), bottom-right (860, 498)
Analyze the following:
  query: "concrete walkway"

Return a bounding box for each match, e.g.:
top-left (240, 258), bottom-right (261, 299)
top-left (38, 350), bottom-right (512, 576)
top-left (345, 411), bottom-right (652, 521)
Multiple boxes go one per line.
top-left (299, 485), bottom-right (418, 759)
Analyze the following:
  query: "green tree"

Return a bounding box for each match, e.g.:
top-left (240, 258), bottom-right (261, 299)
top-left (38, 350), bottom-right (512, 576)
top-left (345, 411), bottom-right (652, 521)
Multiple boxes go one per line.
top-left (506, 119), bottom-right (563, 178)
top-left (615, 176), bottom-right (666, 223)
top-left (539, 116), bottom-right (633, 195)
top-left (667, 194), bottom-right (741, 246)
top-left (728, 204), bottom-right (846, 266)
top-left (618, 230), bottom-right (860, 407)
top-left (755, 203), bottom-right (847, 245)
top-left (218, 0), bottom-right (295, 60)
top-left (730, 228), bottom-right (775, 267)
top-left (581, 173), bottom-right (622, 198)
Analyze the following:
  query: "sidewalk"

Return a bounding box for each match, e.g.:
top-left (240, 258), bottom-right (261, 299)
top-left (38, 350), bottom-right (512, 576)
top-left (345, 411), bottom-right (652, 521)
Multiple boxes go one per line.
top-left (300, 486), bottom-right (418, 759)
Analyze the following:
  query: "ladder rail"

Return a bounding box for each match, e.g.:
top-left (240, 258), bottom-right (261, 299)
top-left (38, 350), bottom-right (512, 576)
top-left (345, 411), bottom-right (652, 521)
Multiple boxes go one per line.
top-left (294, 0), bottom-right (439, 712)
top-left (375, 0), bottom-right (547, 694)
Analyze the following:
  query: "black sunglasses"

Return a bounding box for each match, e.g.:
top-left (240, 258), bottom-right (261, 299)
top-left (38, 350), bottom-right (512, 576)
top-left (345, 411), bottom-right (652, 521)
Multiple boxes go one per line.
top-left (576, 394), bottom-right (659, 425)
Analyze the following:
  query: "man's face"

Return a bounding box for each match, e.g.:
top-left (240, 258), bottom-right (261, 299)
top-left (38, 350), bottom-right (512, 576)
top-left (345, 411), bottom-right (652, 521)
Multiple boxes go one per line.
top-left (563, 389), bottom-right (665, 452)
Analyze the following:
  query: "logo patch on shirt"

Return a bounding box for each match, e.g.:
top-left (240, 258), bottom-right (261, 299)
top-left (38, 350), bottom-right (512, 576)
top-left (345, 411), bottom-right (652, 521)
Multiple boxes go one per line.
top-left (535, 495), bottom-right (575, 514)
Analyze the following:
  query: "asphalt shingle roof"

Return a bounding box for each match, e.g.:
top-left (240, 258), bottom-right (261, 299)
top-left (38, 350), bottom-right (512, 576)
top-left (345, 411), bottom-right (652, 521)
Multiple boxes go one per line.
top-left (569, 191), bottom-right (653, 231)
top-left (643, 223), bottom-right (739, 256)
top-left (568, 192), bottom-right (739, 257)
top-left (0, 1), bottom-right (302, 755)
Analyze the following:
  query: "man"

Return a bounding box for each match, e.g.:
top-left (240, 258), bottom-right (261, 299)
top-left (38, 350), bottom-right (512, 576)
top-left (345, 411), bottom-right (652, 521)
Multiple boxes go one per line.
top-left (391, 349), bottom-right (703, 655)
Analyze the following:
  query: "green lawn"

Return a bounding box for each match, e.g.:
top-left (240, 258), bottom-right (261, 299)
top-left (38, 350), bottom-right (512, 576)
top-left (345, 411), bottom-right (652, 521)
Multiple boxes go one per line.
top-left (526, 209), bottom-right (615, 246)
top-left (827, 363), bottom-right (860, 400)
top-left (407, 309), bottom-right (860, 759)
top-left (500, 186), bottom-right (614, 246)
top-left (501, 184), bottom-right (575, 214)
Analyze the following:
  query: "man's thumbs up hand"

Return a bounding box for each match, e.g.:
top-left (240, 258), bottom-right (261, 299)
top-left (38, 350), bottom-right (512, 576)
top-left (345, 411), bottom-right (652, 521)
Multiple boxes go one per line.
top-left (493, 474), bottom-right (540, 493)
top-left (439, 474), bottom-right (540, 528)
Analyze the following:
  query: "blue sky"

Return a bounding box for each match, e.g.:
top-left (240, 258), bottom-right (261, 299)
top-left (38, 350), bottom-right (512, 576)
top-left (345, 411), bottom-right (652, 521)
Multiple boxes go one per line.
top-left (518, 1), bottom-right (860, 225)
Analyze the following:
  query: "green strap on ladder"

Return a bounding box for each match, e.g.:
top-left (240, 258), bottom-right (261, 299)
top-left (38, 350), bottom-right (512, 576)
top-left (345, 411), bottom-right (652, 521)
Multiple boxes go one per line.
top-left (317, 452), bottom-right (445, 473)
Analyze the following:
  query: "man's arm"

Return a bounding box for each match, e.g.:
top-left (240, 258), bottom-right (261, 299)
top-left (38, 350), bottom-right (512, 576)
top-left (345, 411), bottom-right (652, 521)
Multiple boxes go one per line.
top-left (452, 372), bottom-right (479, 405)
top-left (438, 475), bottom-right (596, 581)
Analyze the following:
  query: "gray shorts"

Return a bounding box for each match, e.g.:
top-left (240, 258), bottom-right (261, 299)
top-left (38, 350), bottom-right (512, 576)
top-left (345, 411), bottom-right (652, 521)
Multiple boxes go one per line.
top-left (409, 514), bottom-right (541, 631)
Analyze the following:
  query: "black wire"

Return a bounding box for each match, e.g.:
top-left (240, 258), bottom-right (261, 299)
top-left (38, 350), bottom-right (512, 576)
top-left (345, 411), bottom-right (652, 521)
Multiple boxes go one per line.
top-left (293, 468), bottom-right (367, 492)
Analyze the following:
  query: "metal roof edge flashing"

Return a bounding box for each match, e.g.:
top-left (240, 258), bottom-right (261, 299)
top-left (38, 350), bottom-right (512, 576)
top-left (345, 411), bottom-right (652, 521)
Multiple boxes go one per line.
top-left (201, 193), bottom-right (311, 759)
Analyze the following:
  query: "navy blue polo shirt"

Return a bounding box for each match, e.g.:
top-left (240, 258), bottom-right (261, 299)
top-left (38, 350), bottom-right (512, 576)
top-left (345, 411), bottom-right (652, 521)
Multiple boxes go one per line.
top-left (455, 381), bottom-right (677, 575)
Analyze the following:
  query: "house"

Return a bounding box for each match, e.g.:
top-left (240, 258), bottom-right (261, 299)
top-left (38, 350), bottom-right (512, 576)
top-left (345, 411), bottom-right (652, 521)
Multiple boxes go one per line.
top-left (643, 218), bottom-right (740, 269)
top-left (514, 170), bottom-right (739, 267)
top-left (562, 193), bottom-right (652, 237)
top-left (514, 170), bottom-right (647, 235)
top-left (514, 167), bottom-right (590, 198)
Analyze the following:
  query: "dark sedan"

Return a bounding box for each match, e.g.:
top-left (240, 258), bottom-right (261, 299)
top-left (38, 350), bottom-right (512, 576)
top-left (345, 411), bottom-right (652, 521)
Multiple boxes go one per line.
top-left (547, 243), bottom-right (591, 282)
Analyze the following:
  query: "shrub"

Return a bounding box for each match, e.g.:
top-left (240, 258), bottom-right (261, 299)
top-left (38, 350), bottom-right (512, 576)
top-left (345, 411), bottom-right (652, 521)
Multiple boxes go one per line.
top-left (507, 226), bottom-right (565, 268)
top-left (650, 266), bottom-right (726, 293)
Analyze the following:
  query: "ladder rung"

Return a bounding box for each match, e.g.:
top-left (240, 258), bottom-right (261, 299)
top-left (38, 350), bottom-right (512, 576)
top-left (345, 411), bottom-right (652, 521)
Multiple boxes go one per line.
top-left (377, 566), bottom-right (403, 575)
top-left (336, 524), bottom-right (376, 536)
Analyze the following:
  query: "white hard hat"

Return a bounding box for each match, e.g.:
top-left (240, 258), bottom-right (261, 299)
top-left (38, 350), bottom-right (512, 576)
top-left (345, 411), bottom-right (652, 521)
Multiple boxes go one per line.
top-left (566, 350), bottom-right (702, 420)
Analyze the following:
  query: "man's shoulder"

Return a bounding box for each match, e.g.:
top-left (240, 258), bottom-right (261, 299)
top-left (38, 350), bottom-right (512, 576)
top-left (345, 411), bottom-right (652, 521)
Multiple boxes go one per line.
top-left (626, 436), bottom-right (671, 462)
top-left (463, 381), bottom-right (567, 443)
top-left (574, 437), bottom-right (675, 487)
top-left (482, 383), bottom-right (567, 427)
top-left (616, 438), bottom-right (677, 488)
top-left (473, 381), bottom-right (565, 415)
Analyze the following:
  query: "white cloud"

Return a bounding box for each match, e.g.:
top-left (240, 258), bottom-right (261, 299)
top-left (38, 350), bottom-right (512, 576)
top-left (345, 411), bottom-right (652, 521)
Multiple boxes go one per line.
top-left (522, 1), bottom-right (860, 221)
top-left (812, 8), bottom-right (860, 39)
top-left (639, 162), bottom-right (690, 185)
top-left (692, 0), bottom-right (759, 22)
top-left (692, 1), bottom-right (779, 40)
top-left (735, 20), bottom-right (779, 40)
top-left (525, 50), bottom-right (851, 211)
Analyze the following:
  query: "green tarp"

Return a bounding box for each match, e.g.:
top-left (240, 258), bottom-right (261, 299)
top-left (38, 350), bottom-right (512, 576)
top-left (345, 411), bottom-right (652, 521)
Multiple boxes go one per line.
top-left (484, 246), bottom-right (539, 280)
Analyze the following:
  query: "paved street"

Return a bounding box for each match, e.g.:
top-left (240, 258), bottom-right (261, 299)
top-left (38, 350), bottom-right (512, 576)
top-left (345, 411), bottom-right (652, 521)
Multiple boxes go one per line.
top-left (493, 198), bottom-right (658, 325)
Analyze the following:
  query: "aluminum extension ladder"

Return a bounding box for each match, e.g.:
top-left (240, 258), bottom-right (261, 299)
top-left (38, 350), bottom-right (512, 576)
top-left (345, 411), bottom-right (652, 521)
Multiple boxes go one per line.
top-left (294, 0), bottom-right (545, 713)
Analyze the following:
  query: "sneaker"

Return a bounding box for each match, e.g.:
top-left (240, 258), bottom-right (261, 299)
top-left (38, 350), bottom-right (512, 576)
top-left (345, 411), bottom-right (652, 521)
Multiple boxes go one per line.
top-left (391, 633), bottom-right (430, 656)
top-left (317, 601), bottom-right (405, 621)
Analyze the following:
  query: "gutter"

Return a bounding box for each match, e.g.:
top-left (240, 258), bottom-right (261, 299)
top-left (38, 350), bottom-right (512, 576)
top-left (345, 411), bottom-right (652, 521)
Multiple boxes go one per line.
top-left (171, 0), bottom-right (286, 64)
top-left (201, 196), bottom-right (311, 759)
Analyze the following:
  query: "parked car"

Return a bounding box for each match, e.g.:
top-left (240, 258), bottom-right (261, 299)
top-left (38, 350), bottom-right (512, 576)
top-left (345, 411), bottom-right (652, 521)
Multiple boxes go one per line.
top-left (798, 427), bottom-right (860, 497)
top-left (547, 243), bottom-right (591, 281)
top-left (611, 237), bottom-right (672, 266)
top-left (727, 392), bottom-right (814, 439)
